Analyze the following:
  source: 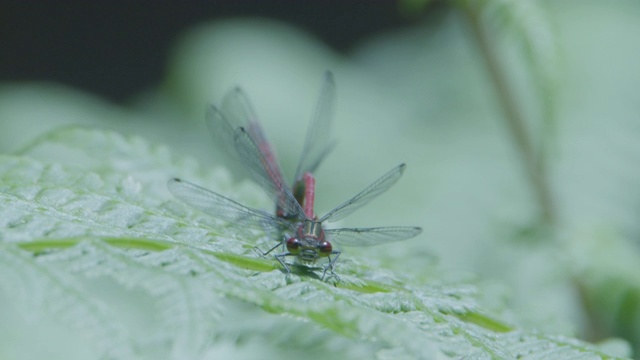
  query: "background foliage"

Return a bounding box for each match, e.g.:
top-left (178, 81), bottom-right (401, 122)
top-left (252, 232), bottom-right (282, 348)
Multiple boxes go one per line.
top-left (1, 0), bottom-right (640, 358)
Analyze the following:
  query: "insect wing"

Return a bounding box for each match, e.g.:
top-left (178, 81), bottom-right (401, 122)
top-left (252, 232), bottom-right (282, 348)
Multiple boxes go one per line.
top-left (221, 88), bottom-right (284, 178)
top-left (206, 105), bottom-right (238, 163)
top-left (168, 178), bottom-right (293, 233)
top-left (319, 164), bottom-right (406, 223)
top-left (206, 88), bottom-right (288, 187)
top-left (207, 88), bottom-right (294, 217)
top-left (325, 226), bottom-right (422, 247)
top-left (233, 127), bottom-right (307, 220)
top-left (294, 71), bottom-right (337, 182)
top-left (220, 87), bottom-right (260, 129)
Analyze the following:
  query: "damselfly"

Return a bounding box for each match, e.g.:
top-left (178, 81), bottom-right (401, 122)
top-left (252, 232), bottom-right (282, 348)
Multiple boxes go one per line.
top-left (169, 73), bottom-right (422, 279)
top-left (169, 163), bottom-right (421, 280)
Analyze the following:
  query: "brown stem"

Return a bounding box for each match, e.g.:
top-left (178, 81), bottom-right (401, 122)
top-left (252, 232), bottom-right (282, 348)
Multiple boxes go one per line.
top-left (463, 7), bottom-right (557, 228)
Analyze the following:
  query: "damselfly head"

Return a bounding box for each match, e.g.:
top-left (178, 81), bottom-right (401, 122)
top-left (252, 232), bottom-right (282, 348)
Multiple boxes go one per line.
top-left (286, 236), bottom-right (333, 263)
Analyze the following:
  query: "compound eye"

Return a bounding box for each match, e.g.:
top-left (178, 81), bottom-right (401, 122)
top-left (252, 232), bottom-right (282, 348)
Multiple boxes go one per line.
top-left (318, 241), bottom-right (332, 257)
top-left (286, 238), bottom-right (301, 254)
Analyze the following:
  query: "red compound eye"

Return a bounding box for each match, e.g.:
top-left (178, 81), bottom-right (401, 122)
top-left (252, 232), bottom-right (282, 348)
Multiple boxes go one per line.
top-left (318, 241), bottom-right (332, 257)
top-left (286, 238), bottom-right (301, 254)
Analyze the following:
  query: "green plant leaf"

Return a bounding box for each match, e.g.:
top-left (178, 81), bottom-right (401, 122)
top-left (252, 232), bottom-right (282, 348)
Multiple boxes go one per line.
top-left (0, 126), bottom-right (629, 359)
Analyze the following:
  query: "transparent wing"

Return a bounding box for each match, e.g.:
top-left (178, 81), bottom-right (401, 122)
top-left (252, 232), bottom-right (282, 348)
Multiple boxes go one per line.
top-left (220, 87), bottom-right (260, 130)
top-left (319, 164), bottom-right (406, 223)
top-left (167, 178), bottom-right (293, 233)
top-left (206, 88), bottom-right (254, 162)
top-left (206, 88), bottom-right (288, 185)
top-left (206, 104), bottom-right (238, 162)
top-left (221, 88), bottom-right (285, 178)
top-left (326, 226), bottom-right (422, 247)
top-left (233, 127), bottom-right (307, 220)
top-left (294, 71), bottom-right (337, 182)
top-left (206, 88), bottom-right (292, 216)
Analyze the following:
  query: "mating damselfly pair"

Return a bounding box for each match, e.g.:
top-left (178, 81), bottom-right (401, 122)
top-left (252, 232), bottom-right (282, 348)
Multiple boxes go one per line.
top-left (168, 72), bottom-right (421, 280)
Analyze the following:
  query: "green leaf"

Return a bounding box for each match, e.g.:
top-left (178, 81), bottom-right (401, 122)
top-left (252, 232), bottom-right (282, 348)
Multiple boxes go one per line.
top-left (0, 126), bottom-right (629, 358)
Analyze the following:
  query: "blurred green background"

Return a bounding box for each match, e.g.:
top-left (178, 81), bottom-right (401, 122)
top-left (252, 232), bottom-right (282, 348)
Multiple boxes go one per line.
top-left (3, 0), bottom-right (640, 356)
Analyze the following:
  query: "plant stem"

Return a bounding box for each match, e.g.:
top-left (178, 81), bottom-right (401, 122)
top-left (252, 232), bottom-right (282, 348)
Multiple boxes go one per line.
top-left (463, 7), bottom-right (557, 228)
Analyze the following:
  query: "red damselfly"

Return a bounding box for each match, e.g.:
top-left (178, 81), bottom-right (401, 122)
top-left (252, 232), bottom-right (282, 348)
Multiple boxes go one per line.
top-left (169, 163), bottom-right (421, 280)
top-left (169, 73), bottom-right (422, 280)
